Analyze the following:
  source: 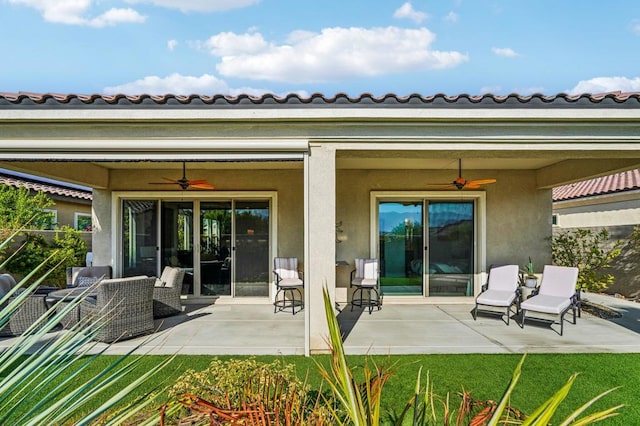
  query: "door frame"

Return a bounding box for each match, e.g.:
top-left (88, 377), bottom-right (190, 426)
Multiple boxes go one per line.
top-left (370, 191), bottom-right (486, 301)
top-left (112, 191), bottom-right (278, 302)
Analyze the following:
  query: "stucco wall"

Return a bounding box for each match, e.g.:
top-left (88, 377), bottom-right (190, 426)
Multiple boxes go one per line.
top-left (553, 196), bottom-right (640, 299)
top-left (93, 169), bottom-right (305, 275)
top-left (336, 168), bottom-right (552, 293)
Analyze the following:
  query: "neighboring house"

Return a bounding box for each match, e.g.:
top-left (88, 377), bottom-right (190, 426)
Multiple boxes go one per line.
top-left (553, 169), bottom-right (640, 299)
top-left (1, 91), bottom-right (639, 354)
top-left (0, 170), bottom-right (93, 231)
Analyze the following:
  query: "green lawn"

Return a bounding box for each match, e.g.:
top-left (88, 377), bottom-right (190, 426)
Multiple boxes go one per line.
top-left (55, 353), bottom-right (639, 424)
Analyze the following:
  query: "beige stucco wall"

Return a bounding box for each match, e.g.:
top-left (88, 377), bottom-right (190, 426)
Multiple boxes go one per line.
top-left (93, 169), bottom-right (306, 275)
top-left (335, 168), bottom-right (552, 296)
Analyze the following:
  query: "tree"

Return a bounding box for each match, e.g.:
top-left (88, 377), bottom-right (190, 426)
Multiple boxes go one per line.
top-left (0, 184), bottom-right (54, 238)
top-left (550, 228), bottom-right (622, 292)
top-left (0, 184), bottom-right (86, 286)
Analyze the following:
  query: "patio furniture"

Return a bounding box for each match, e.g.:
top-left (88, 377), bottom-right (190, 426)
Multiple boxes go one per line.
top-left (473, 264), bottom-right (520, 325)
top-left (80, 276), bottom-right (156, 343)
top-left (66, 265), bottom-right (112, 287)
top-left (1, 274), bottom-right (57, 336)
top-left (46, 287), bottom-right (98, 329)
top-left (519, 265), bottom-right (580, 336)
top-left (350, 258), bottom-right (382, 314)
top-left (153, 266), bottom-right (186, 318)
top-left (273, 257), bottom-right (304, 315)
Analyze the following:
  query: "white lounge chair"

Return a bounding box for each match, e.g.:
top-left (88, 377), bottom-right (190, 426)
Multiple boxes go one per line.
top-left (519, 265), bottom-right (579, 336)
top-left (473, 264), bottom-right (520, 325)
top-left (350, 258), bottom-right (382, 314)
top-left (273, 257), bottom-right (304, 314)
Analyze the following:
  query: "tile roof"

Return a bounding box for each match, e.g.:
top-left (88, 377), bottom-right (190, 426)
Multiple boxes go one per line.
top-left (553, 169), bottom-right (640, 201)
top-left (0, 173), bottom-right (92, 201)
top-left (0, 91), bottom-right (639, 109)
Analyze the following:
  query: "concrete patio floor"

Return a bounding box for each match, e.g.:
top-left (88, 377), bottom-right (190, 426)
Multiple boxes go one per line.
top-left (2, 293), bottom-right (639, 355)
top-left (77, 293), bottom-right (640, 355)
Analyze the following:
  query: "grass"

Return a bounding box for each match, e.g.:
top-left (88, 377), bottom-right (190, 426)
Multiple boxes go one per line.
top-left (19, 353), bottom-right (637, 424)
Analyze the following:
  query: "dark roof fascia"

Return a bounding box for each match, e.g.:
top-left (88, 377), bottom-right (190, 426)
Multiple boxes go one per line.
top-left (1, 92), bottom-right (640, 110)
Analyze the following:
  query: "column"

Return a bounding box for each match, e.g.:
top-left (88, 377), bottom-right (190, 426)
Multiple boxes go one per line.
top-left (304, 144), bottom-right (336, 355)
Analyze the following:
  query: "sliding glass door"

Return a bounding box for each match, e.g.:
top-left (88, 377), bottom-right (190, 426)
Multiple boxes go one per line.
top-left (427, 201), bottom-right (474, 297)
top-left (121, 196), bottom-right (272, 298)
top-left (377, 197), bottom-right (476, 297)
top-left (378, 201), bottom-right (424, 295)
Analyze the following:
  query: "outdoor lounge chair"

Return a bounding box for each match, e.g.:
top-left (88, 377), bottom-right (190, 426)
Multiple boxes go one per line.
top-left (80, 276), bottom-right (155, 342)
top-left (473, 264), bottom-right (520, 325)
top-left (273, 257), bottom-right (304, 314)
top-left (519, 265), bottom-right (580, 336)
top-left (153, 266), bottom-right (185, 318)
top-left (350, 258), bottom-right (382, 314)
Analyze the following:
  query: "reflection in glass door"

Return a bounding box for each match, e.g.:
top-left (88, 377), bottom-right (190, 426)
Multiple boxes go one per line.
top-left (200, 202), bottom-right (232, 296)
top-left (122, 200), bottom-right (158, 277)
top-left (161, 202), bottom-right (194, 295)
top-left (427, 201), bottom-right (474, 297)
top-left (378, 201), bottom-right (424, 295)
top-left (234, 200), bottom-right (270, 297)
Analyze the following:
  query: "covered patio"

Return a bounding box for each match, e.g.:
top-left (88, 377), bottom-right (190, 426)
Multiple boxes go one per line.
top-left (2, 92), bottom-right (640, 355)
top-left (3, 293), bottom-right (635, 356)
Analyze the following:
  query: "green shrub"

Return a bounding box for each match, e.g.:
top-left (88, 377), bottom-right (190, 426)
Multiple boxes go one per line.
top-left (550, 228), bottom-right (622, 292)
top-left (4, 226), bottom-right (86, 287)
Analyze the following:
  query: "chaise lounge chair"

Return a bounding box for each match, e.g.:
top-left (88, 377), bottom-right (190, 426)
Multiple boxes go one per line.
top-left (473, 264), bottom-right (520, 325)
top-left (519, 265), bottom-right (579, 336)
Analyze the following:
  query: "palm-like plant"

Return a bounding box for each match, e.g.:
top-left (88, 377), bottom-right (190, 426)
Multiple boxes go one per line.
top-left (0, 223), bottom-right (171, 425)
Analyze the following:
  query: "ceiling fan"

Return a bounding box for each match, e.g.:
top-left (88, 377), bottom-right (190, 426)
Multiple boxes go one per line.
top-left (427, 159), bottom-right (497, 190)
top-left (149, 162), bottom-right (215, 190)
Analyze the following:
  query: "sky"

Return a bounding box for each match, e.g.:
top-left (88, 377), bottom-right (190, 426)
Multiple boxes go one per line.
top-left (1, 0), bottom-right (640, 97)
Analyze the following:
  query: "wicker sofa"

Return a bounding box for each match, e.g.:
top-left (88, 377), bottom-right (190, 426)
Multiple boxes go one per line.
top-left (80, 276), bottom-right (155, 343)
top-left (153, 266), bottom-right (185, 318)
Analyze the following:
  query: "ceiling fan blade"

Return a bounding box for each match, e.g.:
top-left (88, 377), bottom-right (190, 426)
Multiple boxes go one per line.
top-left (187, 179), bottom-right (210, 185)
top-left (149, 178), bottom-right (180, 185)
top-left (467, 178), bottom-right (497, 185)
top-left (190, 182), bottom-right (216, 189)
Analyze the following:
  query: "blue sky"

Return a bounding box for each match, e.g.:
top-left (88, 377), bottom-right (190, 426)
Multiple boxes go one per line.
top-left (1, 0), bottom-right (639, 97)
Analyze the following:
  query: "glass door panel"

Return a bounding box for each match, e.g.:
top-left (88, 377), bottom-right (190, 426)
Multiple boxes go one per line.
top-left (161, 202), bottom-right (194, 295)
top-left (378, 201), bottom-right (423, 295)
top-left (427, 201), bottom-right (474, 297)
top-left (234, 200), bottom-right (270, 297)
top-left (200, 201), bottom-right (232, 296)
top-left (122, 200), bottom-right (158, 277)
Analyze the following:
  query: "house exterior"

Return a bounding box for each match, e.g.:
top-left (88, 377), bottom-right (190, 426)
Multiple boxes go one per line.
top-left (0, 169), bottom-right (92, 231)
top-left (553, 169), bottom-right (640, 299)
top-left (1, 91), bottom-right (639, 354)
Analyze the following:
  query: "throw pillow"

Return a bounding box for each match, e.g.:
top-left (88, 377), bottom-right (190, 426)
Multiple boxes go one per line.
top-left (75, 274), bottom-right (105, 287)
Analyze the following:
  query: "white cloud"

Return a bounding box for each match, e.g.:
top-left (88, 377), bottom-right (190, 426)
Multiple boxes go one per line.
top-left (568, 76), bottom-right (640, 95)
top-left (631, 19), bottom-right (640, 35)
top-left (207, 27), bottom-right (468, 83)
top-left (204, 32), bottom-right (269, 56)
top-left (101, 73), bottom-right (306, 97)
top-left (88, 8), bottom-right (145, 27)
top-left (444, 11), bottom-right (458, 23)
top-left (125, 0), bottom-right (260, 13)
top-left (167, 39), bottom-right (178, 51)
top-left (393, 2), bottom-right (428, 23)
top-left (491, 47), bottom-right (519, 57)
top-left (479, 85), bottom-right (503, 95)
top-left (8, 0), bottom-right (145, 27)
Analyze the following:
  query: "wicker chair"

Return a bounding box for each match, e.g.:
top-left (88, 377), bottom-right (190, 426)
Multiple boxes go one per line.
top-left (1, 274), bottom-right (54, 336)
top-left (80, 276), bottom-right (155, 343)
top-left (66, 266), bottom-right (112, 287)
top-left (153, 266), bottom-right (185, 318)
